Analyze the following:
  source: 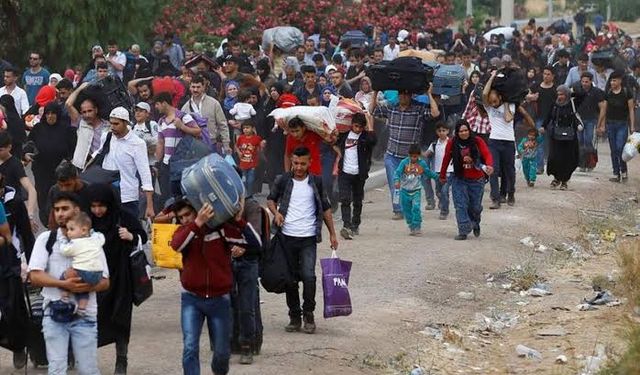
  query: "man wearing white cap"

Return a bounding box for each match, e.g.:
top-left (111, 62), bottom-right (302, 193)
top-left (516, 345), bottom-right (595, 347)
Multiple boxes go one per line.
top-left (101, 106), bottom-right (155, 218)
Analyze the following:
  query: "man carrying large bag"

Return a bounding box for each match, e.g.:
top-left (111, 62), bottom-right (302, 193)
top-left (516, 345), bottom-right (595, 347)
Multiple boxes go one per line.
top-left (266, 146), bottom-right (339, 334)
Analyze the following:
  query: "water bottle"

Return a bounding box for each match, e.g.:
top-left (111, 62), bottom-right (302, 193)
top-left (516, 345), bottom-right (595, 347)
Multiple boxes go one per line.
top-left (392, 189), bottom-right (400, 205)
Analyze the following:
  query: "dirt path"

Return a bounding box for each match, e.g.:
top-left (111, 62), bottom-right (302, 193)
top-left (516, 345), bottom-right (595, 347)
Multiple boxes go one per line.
top-left (0, 144), bottom-right (637, 374)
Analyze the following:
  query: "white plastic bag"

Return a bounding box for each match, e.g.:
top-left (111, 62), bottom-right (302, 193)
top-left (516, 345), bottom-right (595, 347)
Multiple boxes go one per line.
top-left (515, 157), bottom-right (522, 172)
top-left (269, 106), bottom-right (337, 138)
top-left (622, 132), bottom-right (640, 162)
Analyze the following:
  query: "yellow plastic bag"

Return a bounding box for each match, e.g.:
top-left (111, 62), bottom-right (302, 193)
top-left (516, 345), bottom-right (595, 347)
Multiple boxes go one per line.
top-left (152, 223), bottom-right (182, 270)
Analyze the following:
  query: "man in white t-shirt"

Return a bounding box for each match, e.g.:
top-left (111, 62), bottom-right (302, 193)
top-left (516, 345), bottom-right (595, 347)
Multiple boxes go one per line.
top-left (267, 146), bottom-right (338, 335)
top-left (28, 192), bottom-right (109, 374)
top-left (383, 36), bottom-right (400, 61)
top-left (336, 113), bottom-right (377, 239)
top-left (425, 122), bottom-right (454, 220)
top-left (483, 70), bottom-right (535, 209)
top-left (0, 67), bottom-right (29, 115)
top-left (106, 40), bottom-right (127, 79)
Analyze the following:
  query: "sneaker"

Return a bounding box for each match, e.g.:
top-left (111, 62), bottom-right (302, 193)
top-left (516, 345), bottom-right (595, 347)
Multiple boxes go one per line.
top-left (489, 200), bottom-right (501, 209)
top-left (409, 228), bottom-right (416, 236)
top-left (413, 229), bottom-right (422, 236)
top-left (392, 212), bottom-right (403, 220)
top-left (507, 194), bottom-right (515, 206)
top-left (499, 196), bottom-right (507, 204)
top-left (527, 181), bottom-right (535, 187)
top-left (536, 169), bottom-right (544, 175)
top-left (302, 312), bottom-right (316, 334)
top-left (559, 182), bottom-right (568, 190)
top-left (621, 172), bottom-right (628, 182)
top-left (285, 316), bottom-right (302, 332)
top-left (252, 335), bottom-right (263, 355)
top-left (454, 234), bottom-right (468, 240)
top-left (439, 213), bottom-right (448, 220)
top-left (473, 227), bottom-right (481, 237)
top-left (550, 180), bottom-right (560, 189)
top-left (425, 202), bottom-right (436, 210)
top-left (340, 227), bottom-right (352, 240)
top-left (351, 227), bottom-right (359, 236)
top-left (114, 356), bottom-right (127, 375)
top-left (579, 167), bottom-right (587, 172)
top-left (609, 175), bottom-right (621, 183)
top-left (239, 346), bottom-right (254, 365)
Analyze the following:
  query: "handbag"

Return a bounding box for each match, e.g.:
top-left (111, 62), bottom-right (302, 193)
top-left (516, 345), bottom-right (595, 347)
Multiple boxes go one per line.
top-left (80, 132), bottom-right (121, 185)
top-left (320, 250), bottom-right (353, 318)
top-left (259, 231), bottom-right (294, 294)
top-left (551, 104), bottom-right (577, 141)
top-left (130, 235), bottom-right (153, 306)
top-left (151, 223), bottom-right (182, 269)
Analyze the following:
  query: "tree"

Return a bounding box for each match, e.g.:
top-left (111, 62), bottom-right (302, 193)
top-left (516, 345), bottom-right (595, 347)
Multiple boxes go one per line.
top-left (0, 0), bottom-right (166, 72)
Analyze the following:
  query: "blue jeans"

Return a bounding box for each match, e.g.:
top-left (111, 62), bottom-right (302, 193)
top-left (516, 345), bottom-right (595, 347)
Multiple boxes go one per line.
top-left (607, 120), bottom-right (629, 176)
top-left (181, 292), bottom-right (231, 375)
top-left (488, 139), bottom-right (516, 202)
top-left (422, 178), bottom-right (435, 206)
top-left (320, 143), bottom-right (337, 206)
top-left (535, 119), bottom-right (546, 170)
top-left (241, 168), bottom-right (256, 197)
top-left (231, 258), bottom-right (259, 346)
top-left (578, 119), bottom-right (597, 168)
top-left (384, 153), bottom-right (404, 213)
top-left (451, 176), bottom-right (486, 235)
top-left (282, 235), bottom-right (317, 317)
top-left (400, 189), bottom-right (422, 230)
top-left (436, 174), bottom-right (451, 215)
top-left (42, 315), bottom-right (99, 375)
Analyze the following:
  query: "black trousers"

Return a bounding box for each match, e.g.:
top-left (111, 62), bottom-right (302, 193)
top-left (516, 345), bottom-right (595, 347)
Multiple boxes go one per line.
top-left (338, 172), bottom-right (366, 230)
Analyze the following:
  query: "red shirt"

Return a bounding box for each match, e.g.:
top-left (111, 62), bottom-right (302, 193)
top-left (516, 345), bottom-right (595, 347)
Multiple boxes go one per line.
top-left (440, 136), bottom-right (493, 180)
top-left (286, 131), bottom-right (323, 175)
top-left (236, 134), bottom-right (263, 170)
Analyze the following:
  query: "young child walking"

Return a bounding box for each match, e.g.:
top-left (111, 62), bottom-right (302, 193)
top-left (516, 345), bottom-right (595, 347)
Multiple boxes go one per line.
top-left (425, 122), bottom-right (454, 220)
top-left (235, 121), bottom-right (266, 196)
top-left (517, 128), bottom-right (543, 187)
top-left (60, 212), bottom-right (105, 316)
top-left (394, 144), bottom-right (439, 236)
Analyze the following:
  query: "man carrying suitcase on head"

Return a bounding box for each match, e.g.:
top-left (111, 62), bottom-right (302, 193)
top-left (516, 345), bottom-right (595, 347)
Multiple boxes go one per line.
top-left (170, 198), bottom-right (260, 375)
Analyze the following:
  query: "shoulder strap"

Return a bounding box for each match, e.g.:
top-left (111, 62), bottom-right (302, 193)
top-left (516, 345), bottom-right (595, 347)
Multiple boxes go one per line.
top-left (45, 229), bottom-right (57, 254)
top-left (145, 120), bottom-right (152, 133)
top-left (101, 132), bottom-right (114, 156)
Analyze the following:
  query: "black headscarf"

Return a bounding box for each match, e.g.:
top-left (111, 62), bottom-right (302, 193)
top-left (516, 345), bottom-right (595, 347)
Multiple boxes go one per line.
top-left (451, 120), bottom-right (481, 176)
top-left (153, 55), bottom-right (179, 77)
top-left (87, 184), bottom-right (121, 242)
top-left (42, 101), bottom-right (62, 120)
top-left (0, 94), bottom-right (27, 146)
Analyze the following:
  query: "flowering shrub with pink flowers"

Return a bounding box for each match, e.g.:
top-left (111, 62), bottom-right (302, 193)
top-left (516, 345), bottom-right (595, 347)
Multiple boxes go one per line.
top-left (154, 0), bottom-right (453, 45)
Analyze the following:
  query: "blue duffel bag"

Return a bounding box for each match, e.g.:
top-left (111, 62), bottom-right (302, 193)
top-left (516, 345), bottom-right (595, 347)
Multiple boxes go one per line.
top-left (432, 65), bottom-right (466, 97)
top-left (181, 153), bottom-right (245, 229)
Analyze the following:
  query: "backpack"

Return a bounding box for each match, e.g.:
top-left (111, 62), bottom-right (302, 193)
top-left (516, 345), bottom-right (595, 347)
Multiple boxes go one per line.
top-left (259, 206), bottom-right (271, 253)
top-left (176, 109), bottom-right (214, 151)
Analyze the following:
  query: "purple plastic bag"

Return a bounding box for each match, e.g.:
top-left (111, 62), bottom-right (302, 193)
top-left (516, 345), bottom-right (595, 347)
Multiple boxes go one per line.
top-left (320, 251), bottom-right (353, 318)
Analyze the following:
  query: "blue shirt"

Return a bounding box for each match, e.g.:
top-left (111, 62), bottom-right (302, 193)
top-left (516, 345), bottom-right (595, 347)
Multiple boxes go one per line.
top-left (0, 201), bottom-right (6, 225)
top-left (22, 68), bottom-right (50, 105)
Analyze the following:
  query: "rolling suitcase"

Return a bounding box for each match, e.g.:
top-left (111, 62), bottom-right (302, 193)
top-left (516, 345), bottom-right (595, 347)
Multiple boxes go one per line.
top-left (432, 65), bottom-right (466, 96)
top-left (367, 57), bottom-right (431, 93)
top-left (181, 153), bottom-right (245, 229)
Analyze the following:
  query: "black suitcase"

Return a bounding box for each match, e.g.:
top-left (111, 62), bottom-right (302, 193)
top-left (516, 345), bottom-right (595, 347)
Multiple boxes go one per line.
top-left (367, 57), bottom-right (432, 93)
top-left (492, 68), bottom-right (528, 104)
top-left (340, 30), bottom-right (368, 48)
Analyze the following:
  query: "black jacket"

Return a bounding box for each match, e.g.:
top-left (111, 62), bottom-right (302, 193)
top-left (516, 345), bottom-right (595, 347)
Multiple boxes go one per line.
top-left (336, 130), bottom-right (377, 179)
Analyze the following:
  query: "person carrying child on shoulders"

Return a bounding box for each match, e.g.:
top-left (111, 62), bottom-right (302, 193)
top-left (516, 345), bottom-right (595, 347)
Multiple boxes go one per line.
top-left (394, 144), bottom-right (439, 236)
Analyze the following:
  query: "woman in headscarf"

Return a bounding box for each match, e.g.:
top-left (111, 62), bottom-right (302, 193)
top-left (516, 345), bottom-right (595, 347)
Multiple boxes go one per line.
top-left (440, 119), bottom-right (494, 240)
top-left (264, 83), bottom-right (286, 189)
top-left (153, 55), bottom-right (179, 77)
top-left (88, 183), bottom-right (146, 375)
top-left (542, 84), bottom-right (581, 190)
top-left (321, 85), bottom-right (337, 107)
top-left (354, 77), bottom-right (384, 110)
top-left (0, 95), bottom-right (27, 159)
top-left (48, 73), bottom-right (63, 87)
top-left (23, 102), bottom-right (77, 225)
